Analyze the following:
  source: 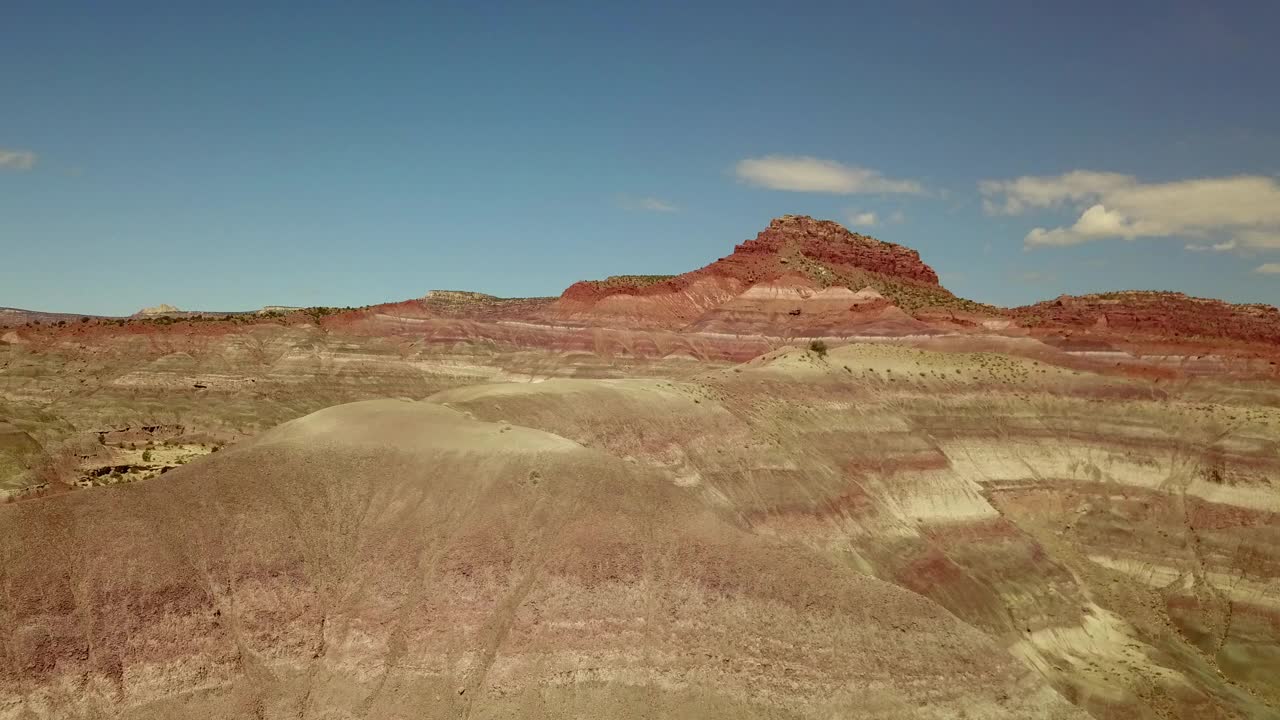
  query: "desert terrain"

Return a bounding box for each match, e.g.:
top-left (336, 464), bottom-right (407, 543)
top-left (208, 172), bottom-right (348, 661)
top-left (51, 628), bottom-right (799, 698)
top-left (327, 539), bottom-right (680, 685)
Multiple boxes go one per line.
top-left (2, 216), bottom-right (1278, 719)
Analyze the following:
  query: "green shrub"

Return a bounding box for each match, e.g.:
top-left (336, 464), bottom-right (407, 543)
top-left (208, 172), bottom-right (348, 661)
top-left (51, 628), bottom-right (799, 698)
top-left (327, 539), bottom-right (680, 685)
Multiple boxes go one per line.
top-left (809, 339), bottom-right (828, 357)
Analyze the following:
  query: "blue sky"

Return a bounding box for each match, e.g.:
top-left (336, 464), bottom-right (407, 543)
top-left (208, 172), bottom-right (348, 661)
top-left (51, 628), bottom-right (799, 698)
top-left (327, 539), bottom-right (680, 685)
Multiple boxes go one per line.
top-left (3, 0), bottom-right (1279, 315)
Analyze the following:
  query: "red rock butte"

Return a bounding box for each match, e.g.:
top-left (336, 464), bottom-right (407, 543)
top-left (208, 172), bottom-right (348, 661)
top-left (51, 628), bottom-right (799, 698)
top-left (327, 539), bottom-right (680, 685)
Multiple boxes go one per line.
top-left (555, 215), bottom-right (954, 329)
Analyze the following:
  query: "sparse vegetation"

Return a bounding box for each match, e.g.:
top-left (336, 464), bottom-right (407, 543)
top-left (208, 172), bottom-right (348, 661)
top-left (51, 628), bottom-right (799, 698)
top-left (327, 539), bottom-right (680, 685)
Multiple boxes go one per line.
top-left (809, 339), bottom-right (828, 357)
top-left (789, 254), bottom-right (999, 314)
top-left (583, 274), bottom-right (677, 290)
top-left (303, 306), bottom-right (339, 322)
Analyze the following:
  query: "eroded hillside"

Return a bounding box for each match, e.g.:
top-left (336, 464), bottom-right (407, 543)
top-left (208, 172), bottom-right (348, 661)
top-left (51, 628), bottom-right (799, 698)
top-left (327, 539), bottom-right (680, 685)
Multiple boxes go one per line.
top-left (2, 344), bottom-right (1278, 718)
top-left (2, 217), bottom-right (1279, 719)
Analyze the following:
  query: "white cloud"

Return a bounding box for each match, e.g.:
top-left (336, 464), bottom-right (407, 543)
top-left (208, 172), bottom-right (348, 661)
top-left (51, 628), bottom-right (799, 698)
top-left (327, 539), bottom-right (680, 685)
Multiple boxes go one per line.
top-left (1024, 203), bottom-right (1167, 247)
top-left (0, 148), bottom-right (37, 171)
top-left (1185, 240), bottom-right (1238, 252)
top-left (1256, 263), bottom-right (1280, 275)
top-left (615, 194), bottom-right (679, 213)
top-left (1234, 229), bottom-right (1280, 250)
top-left (846, 209), bottom-right (905, 228)
top-left (983, 171), bottom-right (1280, 253)
top-left (736, 155), bottom-right (922, 195)
top-left (980, 171), bottom-right (1135, 215)
top-left (848, 211), bottom-right (878, 227)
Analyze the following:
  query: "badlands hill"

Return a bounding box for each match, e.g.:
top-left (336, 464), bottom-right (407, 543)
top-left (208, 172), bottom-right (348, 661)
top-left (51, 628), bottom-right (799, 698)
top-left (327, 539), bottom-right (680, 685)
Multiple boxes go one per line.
top-left (2, 394), bottom-right (1085, 719)
top-left (2, 216), bottom-right (1280, 719)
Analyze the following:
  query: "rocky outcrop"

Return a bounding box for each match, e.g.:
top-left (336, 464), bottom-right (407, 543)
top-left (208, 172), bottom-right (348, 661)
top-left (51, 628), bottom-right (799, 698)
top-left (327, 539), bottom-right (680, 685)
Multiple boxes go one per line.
top-left (723, 214), bottom-right (940, 286)
top-left (420, 290), bottom-right (556, 320)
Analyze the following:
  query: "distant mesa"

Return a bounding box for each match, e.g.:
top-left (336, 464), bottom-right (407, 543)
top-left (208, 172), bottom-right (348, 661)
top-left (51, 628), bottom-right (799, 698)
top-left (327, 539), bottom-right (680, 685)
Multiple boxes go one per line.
top-left (127, 304), bottom-right (304, 319)
top-left (134, 303), bottom-right (181, 317)
top-left (1013, 290), bottom-right (1280, 346)
top-left (1, 307), bottom-right (107, 325)
top-left (423, 290), bottom-right (501, 306)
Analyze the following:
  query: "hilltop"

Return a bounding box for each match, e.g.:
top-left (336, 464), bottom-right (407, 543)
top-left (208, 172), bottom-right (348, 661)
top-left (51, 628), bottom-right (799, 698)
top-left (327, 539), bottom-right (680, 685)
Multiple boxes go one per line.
top-left (555, 215), bottom-right (974, 328)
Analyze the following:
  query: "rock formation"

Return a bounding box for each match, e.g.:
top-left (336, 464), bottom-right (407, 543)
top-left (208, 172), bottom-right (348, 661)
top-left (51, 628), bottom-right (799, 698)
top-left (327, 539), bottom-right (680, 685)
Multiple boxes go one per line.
top-left (1014, 290), bottom-right (1280, 346)
top-left (555, 215), bottom-right (962, 329)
